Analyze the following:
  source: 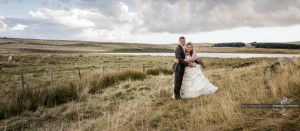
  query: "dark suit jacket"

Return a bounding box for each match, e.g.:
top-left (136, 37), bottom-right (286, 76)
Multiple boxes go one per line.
top-left (173, 44), bottom-right (188, 72)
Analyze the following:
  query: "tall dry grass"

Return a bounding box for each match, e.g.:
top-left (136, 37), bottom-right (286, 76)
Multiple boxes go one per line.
top-left (0, 81), bottom-right (78, 120)
top-left (0, 69), bottom-right (151, 121)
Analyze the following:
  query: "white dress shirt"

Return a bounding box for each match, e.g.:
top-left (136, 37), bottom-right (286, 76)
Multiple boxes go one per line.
top-left (180, 44), bottom-right (185, 52)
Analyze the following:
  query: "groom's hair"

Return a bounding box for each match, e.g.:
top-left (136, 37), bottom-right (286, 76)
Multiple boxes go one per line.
top-left (179, 36), bottom-right (185, 41)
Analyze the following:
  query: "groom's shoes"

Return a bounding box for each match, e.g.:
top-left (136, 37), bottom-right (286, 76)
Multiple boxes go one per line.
top-left (175, 95), bottom-right (181, 100)
top-left (172, 94), bottom-right (181, 100)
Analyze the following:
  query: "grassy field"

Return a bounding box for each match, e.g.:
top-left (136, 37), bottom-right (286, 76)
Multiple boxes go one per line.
top-left (1, 38), bottom-right (300, 54)
top-left (0, 38), bottom-right (299, 130)
top-left (0, 51), bottom-right (299, 130)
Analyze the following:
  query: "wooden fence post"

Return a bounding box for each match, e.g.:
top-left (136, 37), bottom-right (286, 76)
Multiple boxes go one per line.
top-left (102, 66), bottom-right (105, 75)
top-left (77, 67), bottom-right (81, 80)
top-left (50, 67), bottom-right (53, 88)
top-left (21, 73), bottom-right (25, 89)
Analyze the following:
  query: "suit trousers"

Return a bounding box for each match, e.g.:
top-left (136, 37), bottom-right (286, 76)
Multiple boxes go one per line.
top-left (174, 71), bottom-right (184, 97)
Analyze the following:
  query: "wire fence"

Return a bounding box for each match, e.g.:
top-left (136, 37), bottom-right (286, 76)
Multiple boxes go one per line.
top-left (13, 63), bottom-right (171, 89)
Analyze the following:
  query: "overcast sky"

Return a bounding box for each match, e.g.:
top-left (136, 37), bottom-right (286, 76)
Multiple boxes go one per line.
top-left (0, 0), bottom-right (300, 44)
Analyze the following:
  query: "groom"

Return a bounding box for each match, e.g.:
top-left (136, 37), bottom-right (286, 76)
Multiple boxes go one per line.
top-left (173, 36), bottom-right (194, 99)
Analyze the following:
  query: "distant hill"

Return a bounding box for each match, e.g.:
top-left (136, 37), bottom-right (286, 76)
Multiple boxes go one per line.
top-left (1, 38), bottom-right (300, 54)
top-left (0, 38), bottom-right (211, 53)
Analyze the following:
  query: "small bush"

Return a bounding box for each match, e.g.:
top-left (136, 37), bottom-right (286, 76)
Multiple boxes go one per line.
top-left (43, 82), bottom-right (78, 107)
top-left (119, 70), bottom-right (146, 80)
top-left (146, 68), bottom-right (160, 76)
top-left (160, 68), bottom-right (173, 75)
top-left (0, 82), bottom-right (78, 120)
top-left (89, 70), bottom-right (146, 93)
top-left (147, 68), bottom-right (173, 76)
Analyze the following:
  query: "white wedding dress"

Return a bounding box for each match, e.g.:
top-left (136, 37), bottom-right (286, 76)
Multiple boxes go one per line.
top-left (178, 56), bottom-right (218, 98)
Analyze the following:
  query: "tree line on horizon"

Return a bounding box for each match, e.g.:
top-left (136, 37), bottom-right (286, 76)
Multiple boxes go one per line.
top-left (251, 42), bottom-right (300, 49)
top-left (212, 42), bottom-right (300, 49)
top-left (212, 42), bottom-right (246, 47)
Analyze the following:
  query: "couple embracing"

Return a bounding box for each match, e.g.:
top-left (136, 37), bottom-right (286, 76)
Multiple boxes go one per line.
top-left (172, 36), bottom-right (218, 100)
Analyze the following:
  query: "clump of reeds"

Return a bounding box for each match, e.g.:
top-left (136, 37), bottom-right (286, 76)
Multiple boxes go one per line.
top-left (146, 68), bottom-right (173, 76)
top-left (0, 82), bottom-right (78, 120)
top-left (89, 70), bottom-right (146, 93)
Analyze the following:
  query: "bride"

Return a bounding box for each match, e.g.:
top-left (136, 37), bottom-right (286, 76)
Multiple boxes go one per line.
top-left (174, 42), bottom-right (218, 98)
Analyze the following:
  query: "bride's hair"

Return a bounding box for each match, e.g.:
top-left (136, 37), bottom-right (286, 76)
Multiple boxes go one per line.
top-left (186, 42), bottom-right (193, 56)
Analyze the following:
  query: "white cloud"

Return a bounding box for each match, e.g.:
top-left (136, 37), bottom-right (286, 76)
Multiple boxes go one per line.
top-left (11, 23), bottom-right (27, 31)
top-left (29, 8), bottom-right (98, 28)
top-left (27, 2), bottom-right (144, 41)
top-left (0, 16), bottom-right (8, 32)
top-left (78, 28), bottom-right (129, 41)
top-left (0, 16), bottom-right (27, 32)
